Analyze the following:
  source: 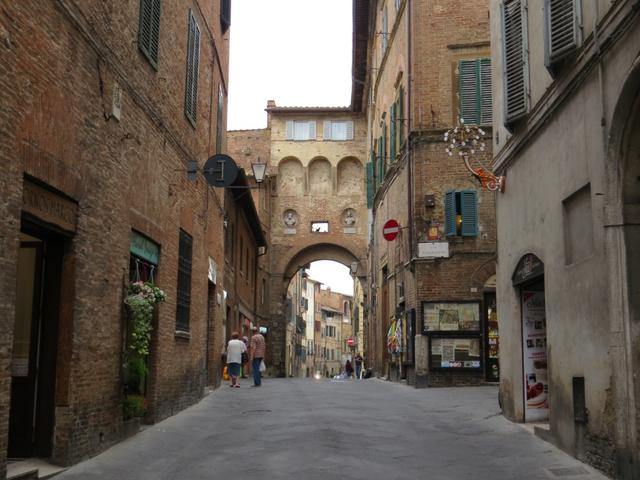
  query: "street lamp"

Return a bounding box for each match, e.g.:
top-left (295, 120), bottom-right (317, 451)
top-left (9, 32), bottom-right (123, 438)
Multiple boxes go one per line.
top-left (444, 118), bottom-right (505, 192)
top-left (251, 157), bottom-right (267, 184)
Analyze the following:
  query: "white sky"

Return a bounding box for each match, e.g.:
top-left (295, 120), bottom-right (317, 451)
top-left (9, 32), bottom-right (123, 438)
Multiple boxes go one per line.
top-left (227, 0), bottom-right (353, 130)
top-left (307, 261), bottom-right (354, 296)
top-left (228, 1), bottom-right (355, 293)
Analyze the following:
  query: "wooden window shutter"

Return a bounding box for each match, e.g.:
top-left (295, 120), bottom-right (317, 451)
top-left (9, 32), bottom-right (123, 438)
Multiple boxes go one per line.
top-left (458, 60), bottom-right (480, 124)
top-left (366, 161), bottom-right (374, 208)
top-left (544, 0), bottom-right (580, 68)
top-left (460, 190), bottom-right (478, 237)
top-left (397, 86), bottom-right (404, 147)
top-left (220, 0), bottom-right (231, 33)
top-left (286, 121), bottom-right (294, 140)
top-left (323, 120), bottom-right (332, 140)
top-left (444, 191), bottom-right (456, 237)
top-left (382, 124), bottom-right (387, 174)
top-left (501, 0), bottom-right (528, 125)
top-left (184, 11), bottom-right (200, 125)
top-left (389, 104), bottom-right (396, 162)
top-left (308, 121), bottom-right (316, 140)
top-left (479, 58), bottom-right (493, 125)
top-left (346, 120), bottom-right (354, 140)
top-left (138, 0), bottom-right (161, 67)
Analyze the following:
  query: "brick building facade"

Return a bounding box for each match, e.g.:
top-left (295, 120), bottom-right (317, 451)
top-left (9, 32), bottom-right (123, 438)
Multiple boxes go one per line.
top-left (0, 0), bottom-right (230, 475)
top-left (357, 0), bottom-right (497, 386)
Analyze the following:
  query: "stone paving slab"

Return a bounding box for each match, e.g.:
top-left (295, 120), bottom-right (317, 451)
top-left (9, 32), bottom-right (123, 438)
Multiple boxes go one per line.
top-left (56, 379), bottom-right (608, 480)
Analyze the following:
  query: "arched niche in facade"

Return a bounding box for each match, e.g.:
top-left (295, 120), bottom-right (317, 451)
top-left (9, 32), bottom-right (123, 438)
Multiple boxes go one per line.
top-left (308, 157), bottom-right (332, 195)
top-left (277, 157), bottom-right (304, 196)
top-left (337, 156), bottom-right (363, 195)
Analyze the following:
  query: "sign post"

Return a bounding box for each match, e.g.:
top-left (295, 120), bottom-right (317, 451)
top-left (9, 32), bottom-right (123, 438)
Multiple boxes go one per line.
top-left (383, 219), bottom-right (400, 242)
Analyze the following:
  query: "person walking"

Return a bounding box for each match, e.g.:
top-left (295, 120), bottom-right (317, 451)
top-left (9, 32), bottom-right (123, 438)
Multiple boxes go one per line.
top-left (250, 326), bottom-right (266, 387)
top-left (345, 359), bottom-right (354, 378)
top-left (241, 336), bottom-right (249, 378)
top-left (354, 353), bottom-right (363, 379)
top-left (226, 332), bottom-right (246, 388)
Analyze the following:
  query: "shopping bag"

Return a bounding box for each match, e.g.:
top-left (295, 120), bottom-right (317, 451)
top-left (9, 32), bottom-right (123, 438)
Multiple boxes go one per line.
top-left (259, 360), bottom-right (266, 372)
top-left (223, 365), bottom-right (229, 380)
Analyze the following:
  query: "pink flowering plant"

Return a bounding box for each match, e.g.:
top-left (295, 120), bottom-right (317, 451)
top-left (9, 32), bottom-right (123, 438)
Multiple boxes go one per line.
top-left (124, 282), bottom-right (166, 356)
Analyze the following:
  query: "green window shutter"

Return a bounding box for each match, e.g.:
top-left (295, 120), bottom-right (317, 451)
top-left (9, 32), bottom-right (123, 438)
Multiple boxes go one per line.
top-left (444, 190), bottom-right (456, 237)
top-left (397, 85), bottom-right (404, 147)
top-left (366, 162), bottom-right (374, 208)
top-left (459, 59), bottom-right (480, 124)
top-left (544, 0), bottom-right (580, 68)
top-left (502, 0), bottom-right (528, 124)
top-left (184, 11), bottom-right (200, 125)
top-left (381, 125), bottom-right (387, 175)
top-left (460, 190), bottom-right (478, 237)
top-left (138, 0), bottom-right (161, 67)
top-left (479, 58), bottom-right (493, 125)
top-left (389, 104), bottom-right (396, 163)
top-left (377, 136), bottom-right (383, 185)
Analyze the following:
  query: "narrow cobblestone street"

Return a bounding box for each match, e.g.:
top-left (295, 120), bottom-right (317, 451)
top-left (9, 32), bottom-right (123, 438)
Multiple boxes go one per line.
top-left (57, 379), bottom-right (605, 480)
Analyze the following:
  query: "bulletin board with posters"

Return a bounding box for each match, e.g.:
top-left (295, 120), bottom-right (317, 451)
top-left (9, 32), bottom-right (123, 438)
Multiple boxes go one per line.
top-left (422, 301), bottom-right (482, 370)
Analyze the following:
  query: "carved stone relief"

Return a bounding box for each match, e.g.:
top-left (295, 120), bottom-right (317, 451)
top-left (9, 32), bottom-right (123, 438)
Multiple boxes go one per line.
top-left (342, 208), bottom-right (357, 226)
top-left (283, 209), bottom-right (298, 227)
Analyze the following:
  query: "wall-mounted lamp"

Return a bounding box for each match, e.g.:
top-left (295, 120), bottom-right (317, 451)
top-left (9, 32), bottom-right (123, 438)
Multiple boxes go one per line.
top-left (251, 157), bottom-right (267, 184)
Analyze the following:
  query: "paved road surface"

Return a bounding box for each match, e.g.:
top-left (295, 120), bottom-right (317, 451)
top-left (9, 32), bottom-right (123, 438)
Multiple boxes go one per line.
top-left (57, 379), bottom-right (607, 480)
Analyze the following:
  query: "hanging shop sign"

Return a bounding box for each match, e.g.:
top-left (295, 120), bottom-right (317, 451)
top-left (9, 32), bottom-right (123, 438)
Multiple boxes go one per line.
top-left (383, 219), bottom-right (400, 241)
top-left (203, 153), bottom-right (239, 187)
top-left (208, 257), bottom-right (217, 284)
top-left (130, 231), bottom-right (160, 264)
top-left (512, 253), bottom-right (544, 286)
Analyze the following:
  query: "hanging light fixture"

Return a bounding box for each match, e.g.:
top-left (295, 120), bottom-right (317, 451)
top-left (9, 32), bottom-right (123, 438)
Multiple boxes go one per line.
top-left (444, 119), bottom-right (505, 192)
top-left (251, 157), bottom-right (267, 184)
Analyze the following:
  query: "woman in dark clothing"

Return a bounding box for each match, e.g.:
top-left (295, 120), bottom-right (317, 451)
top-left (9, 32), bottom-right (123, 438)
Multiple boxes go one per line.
top-left (345, 360), bottom-right (354, 378)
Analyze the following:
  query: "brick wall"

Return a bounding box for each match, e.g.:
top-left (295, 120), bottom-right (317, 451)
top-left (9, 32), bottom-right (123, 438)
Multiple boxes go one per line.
top-left (0, 0), bottom-right (228, 471)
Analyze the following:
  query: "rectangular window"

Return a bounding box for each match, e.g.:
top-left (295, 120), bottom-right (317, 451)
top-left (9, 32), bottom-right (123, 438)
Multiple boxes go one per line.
top-left (366, 161), bottom-right (374, 208)
top-left (544, 0), bottom-right (581, 70)
top-left (444, 190), bottom-right (478, 237)
top-left (184, 10), bottom-right (201, 126)
top-left (458, 58), bottom-right (492, 125)
top-left (138, 0), bottom-right (161, 68)
top-left (396, 85), bottom-right (404, 149)
top-left (430, 337), bottom-right (482, 369)
top-left (176, 229), bottom-right (193, 331)
top-left (323, 120), bottom-right (354, 141)
top-left (422, 302), bottom-right (480, 332)
top-left (286, 120), bottom-right (316, 141)
top-left (311, 221), bottom-right (329, 233)
top-left (501, 0), bottom-right (528, 125)
top-left (395, 0), bottom-right (401, 10)
top-left (220, 0), bottom-right (231, 33)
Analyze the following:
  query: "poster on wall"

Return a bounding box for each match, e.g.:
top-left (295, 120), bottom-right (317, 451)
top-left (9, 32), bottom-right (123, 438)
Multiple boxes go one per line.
top-left (422, 302), bottom-right (480, 332)
top-left (521, 290), bottom-right (548, 422)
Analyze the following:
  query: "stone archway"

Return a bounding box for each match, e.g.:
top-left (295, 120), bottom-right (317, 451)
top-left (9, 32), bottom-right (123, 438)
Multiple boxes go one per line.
top-left (605, 54), bottom-right (640, 477)
top-left (266, 242), bottom-right (367, 377)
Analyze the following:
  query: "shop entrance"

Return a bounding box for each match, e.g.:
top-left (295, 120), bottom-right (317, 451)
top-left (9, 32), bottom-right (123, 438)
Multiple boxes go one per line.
top-left (8, 224), bottom-right (64, 458)
top-left (484, 291), bottom-right (499, 382)
top-left (513, 253), bottom-right (548, 423)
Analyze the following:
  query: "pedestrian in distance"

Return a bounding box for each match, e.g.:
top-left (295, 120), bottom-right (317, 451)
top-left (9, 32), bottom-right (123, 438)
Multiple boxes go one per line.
top-left (354, 353), bottom-right (363, 379)
top-left (345, 359), bottom-right (354, 378)
top-left (226, 332), bottom-right (246, 388)
top-left (241, 336), bottom-right (249, 378)
top-left (250, 326), bottom-right (266, 387)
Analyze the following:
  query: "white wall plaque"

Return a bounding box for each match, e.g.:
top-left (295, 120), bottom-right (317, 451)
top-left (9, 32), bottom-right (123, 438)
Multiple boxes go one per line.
top-left (418, 242), bottom-right (449, 258)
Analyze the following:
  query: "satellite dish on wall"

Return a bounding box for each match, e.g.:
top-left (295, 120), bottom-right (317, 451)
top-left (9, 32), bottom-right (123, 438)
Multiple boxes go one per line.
top-left (203, 154), bottom-right (239, 187)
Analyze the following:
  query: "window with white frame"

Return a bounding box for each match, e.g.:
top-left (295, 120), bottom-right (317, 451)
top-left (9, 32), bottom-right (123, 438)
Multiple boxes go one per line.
top-left (285, 120), bottom-right (316, 141)
top-left (323, 120), bottom-right (354, 141)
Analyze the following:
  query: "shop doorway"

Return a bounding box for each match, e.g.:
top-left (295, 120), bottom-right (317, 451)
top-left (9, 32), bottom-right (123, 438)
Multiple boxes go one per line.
top-left (484, 292), bottom-right (499, 382)
top-left (513, 253), bottom-right (548, 423)
top-left (8, 225), bottom-right (64, 458)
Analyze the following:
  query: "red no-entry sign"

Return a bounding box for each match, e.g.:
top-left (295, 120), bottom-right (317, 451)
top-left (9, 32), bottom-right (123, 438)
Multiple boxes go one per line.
top-left (383, 219), bottom-right (400, 241)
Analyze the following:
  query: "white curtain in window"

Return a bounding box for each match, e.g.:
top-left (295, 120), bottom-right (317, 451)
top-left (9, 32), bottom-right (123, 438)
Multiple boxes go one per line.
top-left (332, 122), bottom-right (348, 140)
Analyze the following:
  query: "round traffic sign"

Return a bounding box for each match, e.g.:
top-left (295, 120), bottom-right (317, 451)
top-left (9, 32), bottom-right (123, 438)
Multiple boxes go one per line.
top-left (383, 219), bottom-right (400, 241)
top-left (203, 154), bottom-right (239, 187)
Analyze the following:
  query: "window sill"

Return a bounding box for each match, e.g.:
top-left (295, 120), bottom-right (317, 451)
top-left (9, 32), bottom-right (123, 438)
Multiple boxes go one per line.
top-left (174, 330), bottom-right (191, 340)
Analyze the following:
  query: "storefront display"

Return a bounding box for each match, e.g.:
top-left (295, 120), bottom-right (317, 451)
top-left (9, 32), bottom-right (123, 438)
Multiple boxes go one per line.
top-left (485, 292), bottom-right (499, 382)
top-left (521, 288), bottom-right (548, 421)
top-left (429, 337), bottom-right (481, 369)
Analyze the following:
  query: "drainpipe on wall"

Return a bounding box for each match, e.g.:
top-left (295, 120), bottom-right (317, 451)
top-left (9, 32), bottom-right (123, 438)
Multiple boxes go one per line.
top-left (407, 0), bottom-right (414, 263)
